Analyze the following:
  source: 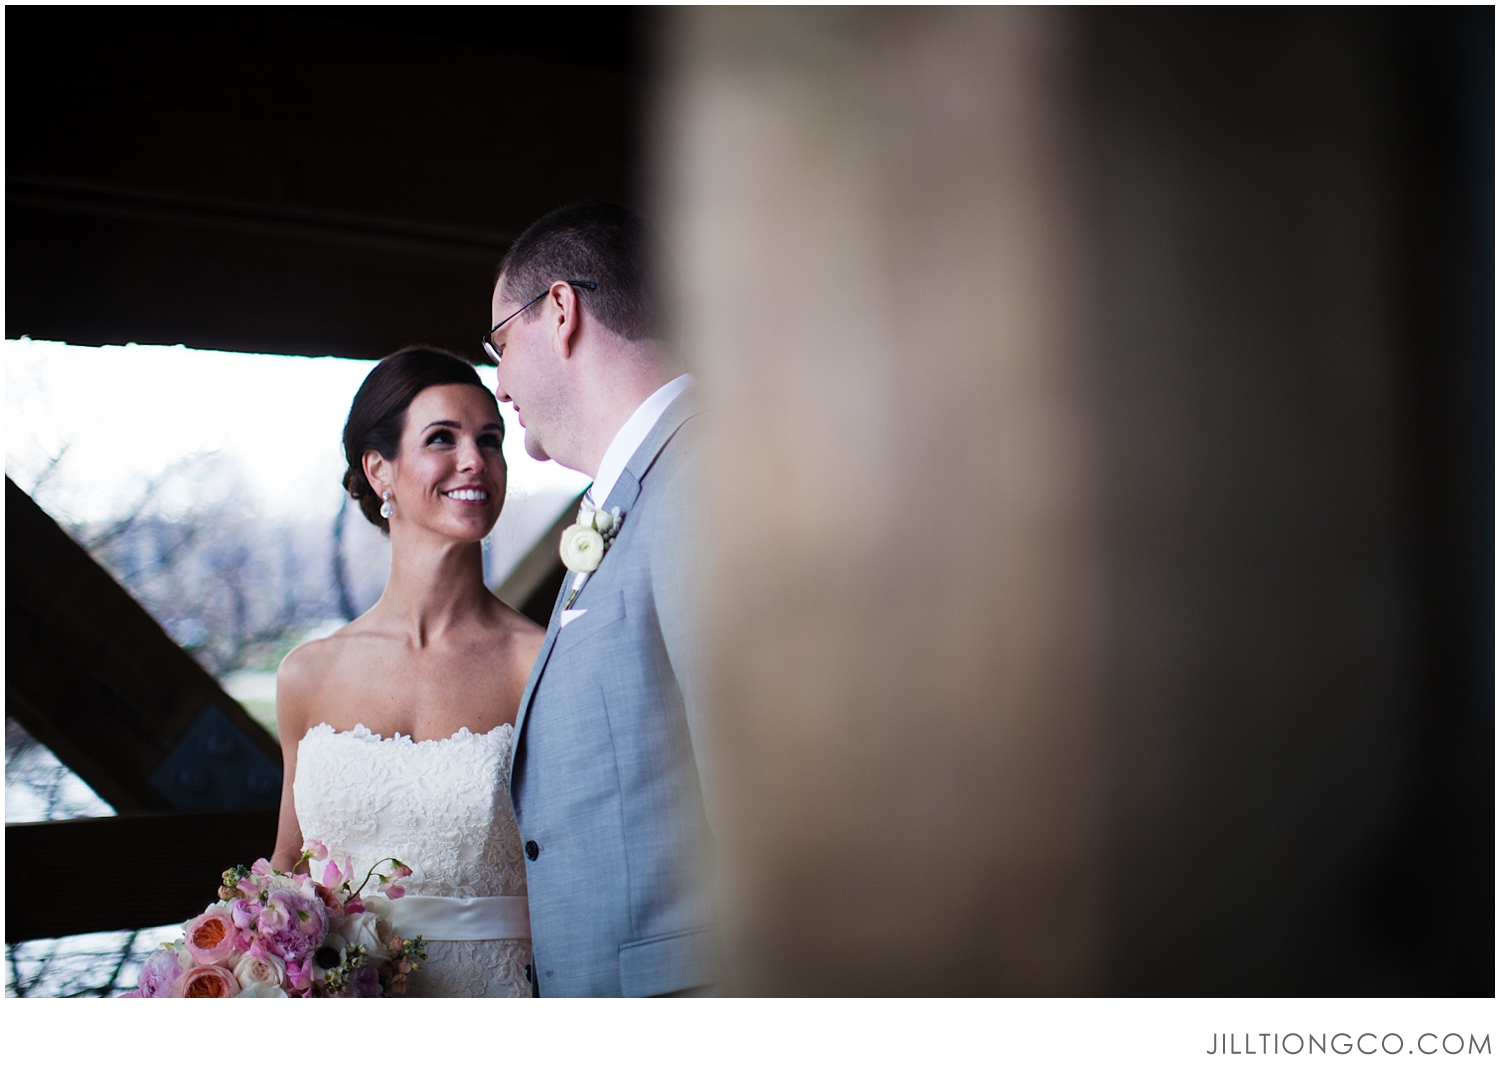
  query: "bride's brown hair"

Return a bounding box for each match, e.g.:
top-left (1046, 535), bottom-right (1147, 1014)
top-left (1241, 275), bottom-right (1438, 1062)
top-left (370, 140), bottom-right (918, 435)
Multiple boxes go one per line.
top-left (342, 346), bottom-right (500, 533)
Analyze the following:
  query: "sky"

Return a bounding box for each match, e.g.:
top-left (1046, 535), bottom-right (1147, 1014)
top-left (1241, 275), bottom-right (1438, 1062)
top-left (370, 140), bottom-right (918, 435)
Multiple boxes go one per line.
top-left (4, 337), bottom-right (589, 586)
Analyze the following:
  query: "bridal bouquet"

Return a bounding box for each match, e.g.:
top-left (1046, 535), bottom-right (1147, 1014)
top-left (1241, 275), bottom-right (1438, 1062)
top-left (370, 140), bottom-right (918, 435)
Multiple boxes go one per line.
top-left (122, 840), bottom-right (426, 998)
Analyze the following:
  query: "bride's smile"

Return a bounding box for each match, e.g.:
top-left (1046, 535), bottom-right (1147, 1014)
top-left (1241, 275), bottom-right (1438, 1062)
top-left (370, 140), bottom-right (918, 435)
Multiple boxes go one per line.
top-left (443, 487), bottom-right (489, 502)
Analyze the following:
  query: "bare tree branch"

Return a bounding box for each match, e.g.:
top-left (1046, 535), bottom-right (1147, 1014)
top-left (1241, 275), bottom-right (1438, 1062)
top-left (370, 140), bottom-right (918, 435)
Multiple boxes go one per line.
top-left (25, 442), bottom-right (71, 500)
top-left (82, 450), bottom-right (222, 552)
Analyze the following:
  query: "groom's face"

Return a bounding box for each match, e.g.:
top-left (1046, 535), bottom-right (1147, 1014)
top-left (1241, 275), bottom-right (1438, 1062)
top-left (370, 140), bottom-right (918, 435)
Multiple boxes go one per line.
top-left (491, 274), bottom-right (559, 463)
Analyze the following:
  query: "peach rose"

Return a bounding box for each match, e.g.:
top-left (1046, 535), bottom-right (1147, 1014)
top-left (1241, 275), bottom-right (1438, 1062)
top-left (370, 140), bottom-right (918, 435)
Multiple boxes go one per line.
top-left (174, 964), bottom-right (240, 998)
top-left (184, 906), bottom-right (238, 965)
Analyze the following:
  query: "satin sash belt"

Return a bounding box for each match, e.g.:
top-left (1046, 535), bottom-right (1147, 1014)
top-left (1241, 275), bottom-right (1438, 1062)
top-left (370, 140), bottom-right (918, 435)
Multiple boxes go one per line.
top-left (387, 894), bottom-right (531, 941)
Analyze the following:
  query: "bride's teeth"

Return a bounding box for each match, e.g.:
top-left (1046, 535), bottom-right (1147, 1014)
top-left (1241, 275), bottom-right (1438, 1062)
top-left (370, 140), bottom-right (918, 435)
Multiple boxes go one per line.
top-left (445, 489), bottom-right (487, 501)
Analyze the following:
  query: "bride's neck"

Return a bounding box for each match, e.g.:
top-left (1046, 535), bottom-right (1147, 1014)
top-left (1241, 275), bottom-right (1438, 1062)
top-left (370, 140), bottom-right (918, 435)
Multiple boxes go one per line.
top-left (374, 532), bottom-right (491, 641)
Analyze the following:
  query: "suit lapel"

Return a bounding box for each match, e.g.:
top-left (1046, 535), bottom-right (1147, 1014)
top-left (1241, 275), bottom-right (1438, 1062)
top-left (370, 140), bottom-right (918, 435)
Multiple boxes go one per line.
top-left (510, 389), bottom-right (703, 790)
top-left (602, 387), bottom-right (702, 515)
top-left (510, 568), bottom-right (569, 788)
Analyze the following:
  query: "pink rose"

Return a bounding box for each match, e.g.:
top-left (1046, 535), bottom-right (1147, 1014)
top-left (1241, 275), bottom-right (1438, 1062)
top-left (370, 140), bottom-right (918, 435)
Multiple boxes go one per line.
top-left (184, 906), bottom-right (239, 965)
top-left (124, 948), bottom-right (182, 998)
top-left (174, 964), bottom-right (240, 998)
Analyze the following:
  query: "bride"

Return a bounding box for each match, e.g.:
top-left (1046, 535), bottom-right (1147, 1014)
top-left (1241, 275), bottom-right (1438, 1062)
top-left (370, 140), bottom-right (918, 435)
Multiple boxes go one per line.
top-left (270, 346), bottom-right (544, 997)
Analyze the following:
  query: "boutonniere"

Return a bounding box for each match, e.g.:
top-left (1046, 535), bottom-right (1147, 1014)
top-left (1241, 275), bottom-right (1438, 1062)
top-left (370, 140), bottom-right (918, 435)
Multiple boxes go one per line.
top-left (560, 503), bottom-right (623, 610)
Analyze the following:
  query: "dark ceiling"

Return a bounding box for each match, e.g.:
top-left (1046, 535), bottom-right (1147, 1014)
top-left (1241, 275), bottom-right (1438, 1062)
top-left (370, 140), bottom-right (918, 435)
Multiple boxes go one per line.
top-left (5, 6), bottom-right (649, 360)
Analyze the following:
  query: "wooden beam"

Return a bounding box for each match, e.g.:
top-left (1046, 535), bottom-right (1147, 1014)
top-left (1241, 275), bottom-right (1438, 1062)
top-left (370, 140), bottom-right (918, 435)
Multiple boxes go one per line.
top-left (6, 478), bottom-right (281, 815)
top-left (3, 7), bottom-right (643, 361)
top-left (6, 811), bottom-right (279, 941)
top-left (494, 493), bottom-right (583, 625)
top-left (8, 175), bottom-right (514, 264)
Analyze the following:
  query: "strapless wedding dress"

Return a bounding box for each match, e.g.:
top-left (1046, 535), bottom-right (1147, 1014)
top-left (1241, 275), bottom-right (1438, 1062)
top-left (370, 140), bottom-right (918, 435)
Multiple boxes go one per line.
top-left (294, 722), bottom-right (531, 997)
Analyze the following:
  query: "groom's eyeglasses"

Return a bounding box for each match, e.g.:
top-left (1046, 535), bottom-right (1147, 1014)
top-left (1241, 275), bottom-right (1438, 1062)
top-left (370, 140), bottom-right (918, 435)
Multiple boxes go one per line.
top-left (481, 280), bottom-right (598, 363)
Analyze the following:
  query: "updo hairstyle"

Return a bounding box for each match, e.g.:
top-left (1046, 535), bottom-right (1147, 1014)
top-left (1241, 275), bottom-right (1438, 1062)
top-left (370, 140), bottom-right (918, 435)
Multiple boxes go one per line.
top-left (342, 346), bottom-right (499, 534)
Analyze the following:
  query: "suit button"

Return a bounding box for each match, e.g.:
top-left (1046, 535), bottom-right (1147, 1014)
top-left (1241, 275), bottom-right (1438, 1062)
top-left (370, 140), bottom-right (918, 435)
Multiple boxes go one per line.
top-left (525, 840), bottom-right (540, 861)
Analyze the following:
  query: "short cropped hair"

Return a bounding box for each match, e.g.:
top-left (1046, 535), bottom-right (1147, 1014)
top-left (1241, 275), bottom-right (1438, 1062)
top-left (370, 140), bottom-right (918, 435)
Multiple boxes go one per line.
top-left (496, 201), bottom-right (658, 341)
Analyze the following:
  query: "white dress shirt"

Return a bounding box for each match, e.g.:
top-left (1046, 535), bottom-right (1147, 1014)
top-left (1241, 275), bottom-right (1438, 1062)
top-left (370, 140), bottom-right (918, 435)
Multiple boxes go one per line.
top-left (584, 374), bottom-right (694, 510)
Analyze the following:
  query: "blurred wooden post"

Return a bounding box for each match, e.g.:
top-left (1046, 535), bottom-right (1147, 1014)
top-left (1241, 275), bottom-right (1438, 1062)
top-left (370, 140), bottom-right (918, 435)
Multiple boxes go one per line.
top-left (656, 7), bottom-right (1104, 995)
top-left (654, 7), bottom-right (1491, 995)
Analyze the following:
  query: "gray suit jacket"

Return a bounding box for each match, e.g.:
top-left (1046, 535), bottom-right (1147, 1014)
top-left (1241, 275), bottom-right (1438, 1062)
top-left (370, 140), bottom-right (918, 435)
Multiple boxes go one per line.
top-left (510, 390), bottom-right (718, 996)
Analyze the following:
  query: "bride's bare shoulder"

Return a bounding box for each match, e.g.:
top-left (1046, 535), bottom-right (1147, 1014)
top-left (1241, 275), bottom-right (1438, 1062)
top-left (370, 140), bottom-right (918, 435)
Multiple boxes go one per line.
top-left (278, 621), bottom-right (385, 696)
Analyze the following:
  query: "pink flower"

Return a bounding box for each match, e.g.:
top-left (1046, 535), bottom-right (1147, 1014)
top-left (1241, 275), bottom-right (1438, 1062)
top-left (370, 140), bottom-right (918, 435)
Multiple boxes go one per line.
top-left (184, 906), bottom-right (239, 965)
top-left (225, 872), bottom-right (263, 900)
top-left (256, 889), bottom-right (328, 963)
top-left (124, 948), bottom-right (182, 998)
top-left (174, 964), bottom-right (240, 998)
top-left (311, 883), bottom-right (347, 930)
top-left (230, 898), bottom-right (261, 931)
top-left (284, 954), bottom-right (314, 992)
top-left (378, 863), bottom-right (413, 899)
top-left (318, 855), bottom-right (353, 889)
top-left (302, 839), bottom-right (329, 861)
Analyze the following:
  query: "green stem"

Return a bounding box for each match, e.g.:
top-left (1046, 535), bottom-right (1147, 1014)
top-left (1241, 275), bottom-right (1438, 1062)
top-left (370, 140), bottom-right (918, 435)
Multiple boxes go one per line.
top-left (350, 857), bottom-right (403, 899)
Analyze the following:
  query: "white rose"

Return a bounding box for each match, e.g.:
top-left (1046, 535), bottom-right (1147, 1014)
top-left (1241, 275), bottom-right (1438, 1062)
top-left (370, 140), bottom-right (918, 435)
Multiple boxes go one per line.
top-left (339, 910), bottom-right (390, 965)
top-left (361, 892), bottom-right (394, 919)
top-left (560, 524), bottom-right (605, 573)
top-left (360, 893), bottom-right (397, 948)
top-left (233, 953), bottom-right (286, 990)
top-left (235, 981), bottom-right (289, 998)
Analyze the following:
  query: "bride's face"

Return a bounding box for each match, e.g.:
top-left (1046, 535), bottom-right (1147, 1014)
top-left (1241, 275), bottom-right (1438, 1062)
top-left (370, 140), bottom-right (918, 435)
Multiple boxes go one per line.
top-left (376, 383), bottom-right (507, 543)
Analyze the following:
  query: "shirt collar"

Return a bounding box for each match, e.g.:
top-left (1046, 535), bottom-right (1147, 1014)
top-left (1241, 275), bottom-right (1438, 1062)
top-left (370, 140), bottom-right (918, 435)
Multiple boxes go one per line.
top-left (585, 373), bottom-right (695, 509)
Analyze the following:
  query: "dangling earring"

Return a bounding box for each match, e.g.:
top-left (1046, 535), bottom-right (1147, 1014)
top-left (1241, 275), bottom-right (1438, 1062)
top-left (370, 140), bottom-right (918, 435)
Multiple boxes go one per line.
top-left (379, 491), bottom-right (394, 519)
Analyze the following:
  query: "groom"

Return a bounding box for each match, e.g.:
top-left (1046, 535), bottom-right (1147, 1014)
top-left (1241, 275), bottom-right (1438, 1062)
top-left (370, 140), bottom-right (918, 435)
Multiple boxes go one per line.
top-left (489, 202), bottom-right (719, 996)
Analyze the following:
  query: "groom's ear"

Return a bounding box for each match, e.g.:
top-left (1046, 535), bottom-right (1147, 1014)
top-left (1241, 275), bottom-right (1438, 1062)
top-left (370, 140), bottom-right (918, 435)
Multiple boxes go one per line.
top-left (549, 281), bottom-right (584, 359)
top-left (363, 449), bottom-right (391, 494)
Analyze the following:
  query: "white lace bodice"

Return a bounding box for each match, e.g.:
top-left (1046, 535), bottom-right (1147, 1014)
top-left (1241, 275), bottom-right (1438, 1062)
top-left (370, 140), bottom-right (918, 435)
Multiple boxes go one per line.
top-left (293, 722), bottom-right (530, 997)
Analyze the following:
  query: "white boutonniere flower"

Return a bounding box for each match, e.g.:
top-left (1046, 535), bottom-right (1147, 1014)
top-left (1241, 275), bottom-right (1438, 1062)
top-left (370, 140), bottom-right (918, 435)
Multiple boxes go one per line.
top-left (560, 503), bottom-right (623, 610)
